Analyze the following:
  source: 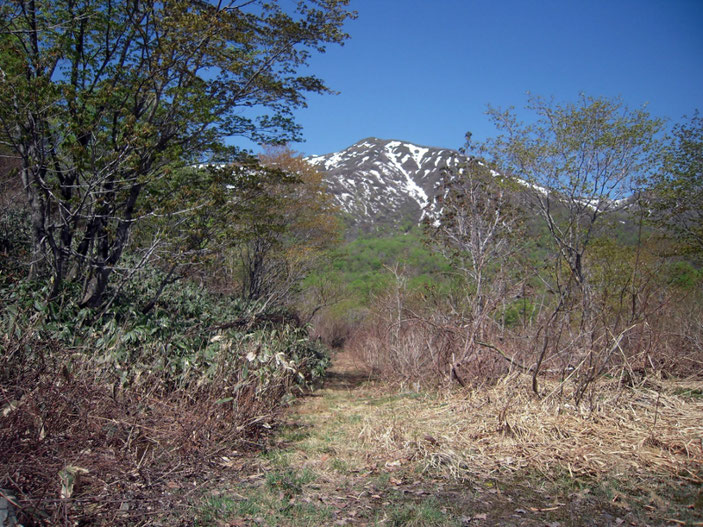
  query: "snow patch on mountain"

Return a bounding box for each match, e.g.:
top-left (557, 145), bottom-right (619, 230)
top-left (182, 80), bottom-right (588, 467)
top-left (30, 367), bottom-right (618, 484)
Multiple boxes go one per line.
top-left (306, 137), bottom-right (466, 231)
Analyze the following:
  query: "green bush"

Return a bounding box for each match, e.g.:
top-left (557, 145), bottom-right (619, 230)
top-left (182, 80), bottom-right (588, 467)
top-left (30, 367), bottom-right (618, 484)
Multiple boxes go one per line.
top-left (500, 298), bottom-right (537, 328)
top-left (0, 262), bottom-right (329, 396)
top-left (664, 260), bottom-right (702, 289)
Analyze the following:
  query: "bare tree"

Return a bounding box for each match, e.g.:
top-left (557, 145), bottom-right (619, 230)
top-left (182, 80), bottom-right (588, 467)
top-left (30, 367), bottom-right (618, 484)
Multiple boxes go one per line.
top-left (485, 94), bottom-right (664, 395)
top-left (427, 138), bottom-right (525, 376)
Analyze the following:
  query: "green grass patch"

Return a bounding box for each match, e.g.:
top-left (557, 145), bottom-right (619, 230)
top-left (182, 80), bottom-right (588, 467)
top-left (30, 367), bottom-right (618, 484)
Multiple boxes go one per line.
top-left (259, 448), bottom-right (293, 467)
top-left (348, 413), bottom-right (362, 424)
top-left (673, 387), bottom-right (703, 398)
top-left (266, 468), bottom-right (316, 497)
top-left (330, 458), bottom-right (350, 474)
top-left (198, 485), bottom-right (334, 527)
top-left (197, 494), bottom-right (241, 525)
top-left (362, 391), bottom-right (425, 407)
top-left (280, 425), bottom-right (312, 443)
top-left (372, 471), bottom-right (391, 489)
top-left (375, 497), bottom-right (459, 527)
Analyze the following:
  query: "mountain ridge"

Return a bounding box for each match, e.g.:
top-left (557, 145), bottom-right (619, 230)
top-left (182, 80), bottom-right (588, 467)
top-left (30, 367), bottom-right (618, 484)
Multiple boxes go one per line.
top-left (308, 137), bottom-right (640, 236)
top-left (307, 137), bottom-right (467, 233)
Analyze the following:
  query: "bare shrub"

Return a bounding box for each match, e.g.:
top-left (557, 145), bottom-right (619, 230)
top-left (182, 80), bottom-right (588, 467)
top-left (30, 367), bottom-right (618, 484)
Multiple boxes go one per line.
top-left (0, 327), bottom-right (325, 526)
top-left (347, 267), bottom-right (512, 387)
top-left (311, 302), bottom-right (368, 349)
top-left (345, 257), bottom-right (702, 396)
top-left (639, 289), bottom-right (703, 378)
top-left (2, 361), bottom-right (264, 525)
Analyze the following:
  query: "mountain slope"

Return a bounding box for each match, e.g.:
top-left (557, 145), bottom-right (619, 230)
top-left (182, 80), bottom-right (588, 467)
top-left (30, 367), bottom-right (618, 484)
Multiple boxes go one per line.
top-left (308, 137), bottom-right (642, 239)
top-left (308, 137), bottom-right (466, 232)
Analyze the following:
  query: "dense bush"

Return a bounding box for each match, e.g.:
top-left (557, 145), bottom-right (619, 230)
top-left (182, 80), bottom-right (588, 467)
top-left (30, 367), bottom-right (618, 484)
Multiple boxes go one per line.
top-left (0, 257), bottom-right (329, 525)
top-left (343, 228), bottom-right (703, 393)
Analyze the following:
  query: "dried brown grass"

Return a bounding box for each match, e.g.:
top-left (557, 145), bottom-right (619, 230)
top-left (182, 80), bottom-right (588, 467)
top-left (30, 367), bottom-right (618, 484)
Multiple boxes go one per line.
top-left (267, 350), bottom-right (702, 526)
top-left (0, 344), bottom-right (281, 526)
top-left (336, 374), bottom-right (703, 485)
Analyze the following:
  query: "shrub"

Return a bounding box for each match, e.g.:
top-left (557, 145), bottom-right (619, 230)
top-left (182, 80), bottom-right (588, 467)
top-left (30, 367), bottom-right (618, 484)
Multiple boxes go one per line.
top-left (0, 264), bottom-right (329, 525)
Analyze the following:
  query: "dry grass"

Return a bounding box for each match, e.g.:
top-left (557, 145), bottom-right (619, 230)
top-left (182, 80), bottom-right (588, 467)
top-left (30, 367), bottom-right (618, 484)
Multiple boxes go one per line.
top-left (361, 376), bottom-right (702, 484)
top-left (291, 356), bottom-right (703, 488)
top-left (200, 351), bottom-right (703, 525)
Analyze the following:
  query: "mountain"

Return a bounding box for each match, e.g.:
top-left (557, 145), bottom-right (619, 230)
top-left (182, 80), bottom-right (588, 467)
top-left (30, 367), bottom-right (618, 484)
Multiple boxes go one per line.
top-left (307, 137), bottom-right (641, 239)
top-left (307, 138), bottom-right (467, 233)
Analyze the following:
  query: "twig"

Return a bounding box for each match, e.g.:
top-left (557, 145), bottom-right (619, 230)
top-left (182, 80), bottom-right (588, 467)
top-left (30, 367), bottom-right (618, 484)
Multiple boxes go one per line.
top-left (650, 383), bottom-right (663, 440)
top-left (0, 489), bottom-right (20, 509)
top-left (475, 340), bottom-right (531, 373)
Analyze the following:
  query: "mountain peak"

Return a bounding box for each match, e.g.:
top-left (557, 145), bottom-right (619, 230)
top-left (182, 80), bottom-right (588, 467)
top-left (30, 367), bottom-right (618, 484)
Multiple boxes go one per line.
top-left (307, 138), bottom-right (466, 233)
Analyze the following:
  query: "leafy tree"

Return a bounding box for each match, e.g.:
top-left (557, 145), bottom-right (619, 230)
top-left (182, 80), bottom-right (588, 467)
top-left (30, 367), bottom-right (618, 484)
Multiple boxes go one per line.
top-left (485, 94), bottom-right (664, 394)
top-left (127, 146), bottom-right (341, 311)
top-left (129, 156), bottom-right (286, 311)
top-left (0, 0), bottom-right (352, 306)
top-left (648, 111), bottom-right (703, 258)
top-left (486, 94), bottom-right (664, 293)
top-left (237, 146), bottom-right (341, 306)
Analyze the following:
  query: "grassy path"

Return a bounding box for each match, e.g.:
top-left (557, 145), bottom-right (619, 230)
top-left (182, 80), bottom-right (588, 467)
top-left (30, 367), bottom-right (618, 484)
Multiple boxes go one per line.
top-left (197, 352), bottom-right (703, 526)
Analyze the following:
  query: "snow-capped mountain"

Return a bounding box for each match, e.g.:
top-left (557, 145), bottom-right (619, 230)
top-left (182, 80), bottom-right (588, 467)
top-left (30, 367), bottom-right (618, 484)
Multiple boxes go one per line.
top-left (307, 138), bottom-right (466, 232)
top-left (308, 137), bottom-right (639, 235)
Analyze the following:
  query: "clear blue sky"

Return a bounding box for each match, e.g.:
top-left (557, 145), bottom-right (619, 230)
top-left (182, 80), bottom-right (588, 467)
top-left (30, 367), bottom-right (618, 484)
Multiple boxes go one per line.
top-left (256, 0), bottom-right (703, 156)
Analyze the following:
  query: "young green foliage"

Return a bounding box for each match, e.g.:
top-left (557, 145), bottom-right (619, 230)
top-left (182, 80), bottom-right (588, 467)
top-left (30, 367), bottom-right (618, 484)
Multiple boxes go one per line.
top-left (648, 111), bottom-right (703, 259)
top-left (486, 94), bottom-right (664, 289)
top-left (0, 0), bottom-right (353, 306)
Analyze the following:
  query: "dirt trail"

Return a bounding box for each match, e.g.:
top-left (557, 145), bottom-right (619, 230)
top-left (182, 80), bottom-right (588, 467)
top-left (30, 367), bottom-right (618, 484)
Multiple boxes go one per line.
top-left (201, 351), bottom-right (700, 526)
top-left (257, 350), bottom-right (490, 526)
top-left (315, 350), bottom-right (372, 391)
